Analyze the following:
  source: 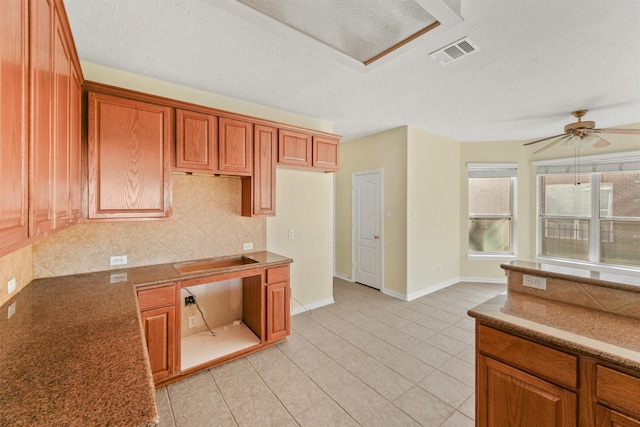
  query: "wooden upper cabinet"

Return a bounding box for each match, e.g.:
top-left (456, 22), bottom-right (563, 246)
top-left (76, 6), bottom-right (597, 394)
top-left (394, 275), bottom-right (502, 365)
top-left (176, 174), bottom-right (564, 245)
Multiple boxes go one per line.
top-left (87, 92), bottom-right (172, 219)
top-left (0, 0), bottom-right (29, 251)
top-left (278, 129), bottom-right (312, 167)
top-left (175, 109), bottom-right (218, 172)
top-left (69, 65), bottom-right (82, 222)
top-left (29, 0), bottom-right (55, 237)
top-left (52, 10), bottom-right (71, 227)
top-left (312, 135), bottom-right (339, 171)
top-left (218, 117), bottom-right (252, 175)
top-left (242, 125), bottom-right (277, 217)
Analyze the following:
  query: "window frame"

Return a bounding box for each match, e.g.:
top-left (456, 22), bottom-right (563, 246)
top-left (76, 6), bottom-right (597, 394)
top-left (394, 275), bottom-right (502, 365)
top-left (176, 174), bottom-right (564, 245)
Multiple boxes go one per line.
top-left (467, 163), bottom-right (517, 260)
top-left (533, 151), bottom-right (640, 274)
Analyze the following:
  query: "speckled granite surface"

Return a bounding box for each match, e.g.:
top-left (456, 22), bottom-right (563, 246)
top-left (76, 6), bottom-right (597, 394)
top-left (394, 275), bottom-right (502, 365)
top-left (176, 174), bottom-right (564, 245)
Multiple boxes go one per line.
top-left (469, 261), bottom-right (640, 373)
top-left (0, 251), bottom-right (291, 426)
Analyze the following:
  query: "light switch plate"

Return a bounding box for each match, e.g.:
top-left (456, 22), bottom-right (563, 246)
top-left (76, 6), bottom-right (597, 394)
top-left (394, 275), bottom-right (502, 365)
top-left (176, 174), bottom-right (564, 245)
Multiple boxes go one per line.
top-left (523, 274), bottom-right (546, 290)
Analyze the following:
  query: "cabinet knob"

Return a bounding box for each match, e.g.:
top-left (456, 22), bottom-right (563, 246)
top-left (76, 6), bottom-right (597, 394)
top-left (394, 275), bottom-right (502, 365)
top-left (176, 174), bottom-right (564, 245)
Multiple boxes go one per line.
top-left (374, 235), bottom-right (379, 239)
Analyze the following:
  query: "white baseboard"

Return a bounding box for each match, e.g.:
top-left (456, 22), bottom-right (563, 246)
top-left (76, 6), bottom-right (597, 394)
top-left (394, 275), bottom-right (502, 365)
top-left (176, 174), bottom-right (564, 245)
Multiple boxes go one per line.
top-left (291, 297), bottom-right (335, 316)
top-left (405, 277), bottom-right (462, 301)
top-left (459, 276), bottom-right (507, 284)
top-left (334, 273), bottom-right (353, 282)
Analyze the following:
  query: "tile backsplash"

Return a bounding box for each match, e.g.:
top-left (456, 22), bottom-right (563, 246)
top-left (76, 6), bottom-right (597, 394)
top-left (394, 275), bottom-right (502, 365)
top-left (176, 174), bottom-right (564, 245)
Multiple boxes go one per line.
top-left (0, 245), bottom-right (33, 307)
top-left (33, 174), bottom-right (266, 278)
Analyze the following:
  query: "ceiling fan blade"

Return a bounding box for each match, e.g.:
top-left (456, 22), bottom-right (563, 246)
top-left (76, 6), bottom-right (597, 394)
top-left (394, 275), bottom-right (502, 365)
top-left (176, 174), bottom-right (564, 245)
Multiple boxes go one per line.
top-left (592, 136), bottom-right (611, 148)
top-left (533, 135), bottom-right (571, 154)
top-left (523, 133), bottom-right (568, 146)
top-left (593, 128), bottom-right (640, 134)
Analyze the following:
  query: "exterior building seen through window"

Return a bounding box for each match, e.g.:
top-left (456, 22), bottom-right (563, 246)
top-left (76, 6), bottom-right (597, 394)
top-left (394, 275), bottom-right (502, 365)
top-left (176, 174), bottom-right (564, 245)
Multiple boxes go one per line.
top-left (467, 163), bottom-right (517, 257)
top-left (536, 152), bottom-right (640, 270)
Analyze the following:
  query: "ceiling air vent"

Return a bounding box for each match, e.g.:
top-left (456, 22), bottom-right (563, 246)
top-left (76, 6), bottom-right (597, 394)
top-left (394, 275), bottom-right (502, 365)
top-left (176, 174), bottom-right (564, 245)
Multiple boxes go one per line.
top-left (429, 37), bottom-right (479, 65)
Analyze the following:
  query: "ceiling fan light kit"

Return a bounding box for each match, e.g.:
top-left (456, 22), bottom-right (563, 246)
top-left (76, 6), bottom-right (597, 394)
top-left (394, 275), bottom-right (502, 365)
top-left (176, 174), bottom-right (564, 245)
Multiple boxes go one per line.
top-left (524, 109), bottom-right (640, 153)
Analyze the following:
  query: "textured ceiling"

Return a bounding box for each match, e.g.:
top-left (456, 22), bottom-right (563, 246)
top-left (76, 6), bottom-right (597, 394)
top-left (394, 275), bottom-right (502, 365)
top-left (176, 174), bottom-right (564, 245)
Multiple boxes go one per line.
top-left (64, 0), bottom-right (640, 142)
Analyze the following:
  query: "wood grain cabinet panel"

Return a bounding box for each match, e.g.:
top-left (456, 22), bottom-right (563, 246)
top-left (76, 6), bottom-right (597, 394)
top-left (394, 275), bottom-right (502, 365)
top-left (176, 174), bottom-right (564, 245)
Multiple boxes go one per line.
top-left (219, 117), bottom-right (252, 175)
top-left (0, 0), bottom-right (29, 251)
top-left (138, 284), bottom-right (176, 383)
top-left (312, 135), bottom-right (339, 171)
top-left (29, 0), bottom-right (55, 237)
top-left (278, 129), bottom-right (312, 166)
top-left (175, 109), bottom-right (218, 172)
top-left (52, 11), bottom-right (71, 227)
top-left (266, 281), bottom-right (289, 343)
top-left (69, 65), bottom-right (82, 221)
top-left (478, 354), bottom-right (577, 427)
top-left (597, 365), bottom-right (640, 419)
top-left (87, 92), bottom-right (172, 219)
top-left (242, 124), bottom-right (277, 217)
top-left (596, 405), bottom-right (640, 427)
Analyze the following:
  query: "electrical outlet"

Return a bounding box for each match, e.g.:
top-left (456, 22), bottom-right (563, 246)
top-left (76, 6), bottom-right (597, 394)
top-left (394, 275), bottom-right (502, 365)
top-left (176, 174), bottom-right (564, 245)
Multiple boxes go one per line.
top-left (243, 242), bottom-right (253, 251)
top-left (188, 316), bottom-right (196, 328)
top-left (185, 295), bottom-right (195, 306)
top-left (7, 277), bottom-right (16, 294)
top-left (523, 274), bottom-right (547, 290)
top-left (109, 255), bottom-right (128, 266)
top-left (288, 229), bottom-right (294, 239)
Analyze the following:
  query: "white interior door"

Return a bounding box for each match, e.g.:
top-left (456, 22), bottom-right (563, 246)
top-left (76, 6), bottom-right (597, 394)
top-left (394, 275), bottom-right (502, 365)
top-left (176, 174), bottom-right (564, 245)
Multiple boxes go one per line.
top-left (353, 171), bottom-right (382, 290)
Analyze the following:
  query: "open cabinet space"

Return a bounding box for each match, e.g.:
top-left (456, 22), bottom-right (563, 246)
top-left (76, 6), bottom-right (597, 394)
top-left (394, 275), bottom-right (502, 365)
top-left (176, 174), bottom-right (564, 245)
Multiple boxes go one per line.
top-left (179, 274), bottom-right (264, 372)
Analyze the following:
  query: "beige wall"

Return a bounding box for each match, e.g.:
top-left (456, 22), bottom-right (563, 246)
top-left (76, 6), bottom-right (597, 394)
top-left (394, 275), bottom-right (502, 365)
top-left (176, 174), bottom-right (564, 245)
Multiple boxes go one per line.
top-left (406, 127), bottom-right (461, 297)
top-left (267, 168), bottom-right (335, 313)
top-left (335, 127), bottom-right (408, 296)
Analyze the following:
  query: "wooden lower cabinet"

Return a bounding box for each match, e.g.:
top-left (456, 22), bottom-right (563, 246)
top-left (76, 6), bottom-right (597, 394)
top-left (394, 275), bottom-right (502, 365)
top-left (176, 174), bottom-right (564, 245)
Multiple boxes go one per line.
top-left (140, 305), bottom-right (175, 382)
top-left (138, 285), bottom-right (176, 382)
top-left (597, 405), bottom-right (640, 427)
top-left (266, 281), bottom-right (289, 342)
top-left (476, 323), bottom-right (640, 427)
top-left (478, 354), bottom-right (576, 426)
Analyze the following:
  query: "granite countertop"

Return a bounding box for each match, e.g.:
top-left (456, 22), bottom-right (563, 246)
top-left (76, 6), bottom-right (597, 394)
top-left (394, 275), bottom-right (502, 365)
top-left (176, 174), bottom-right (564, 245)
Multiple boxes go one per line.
top-left (0, 251), bottom-right (292, 426)
top-left (469, 262), bottom-right (640, 373)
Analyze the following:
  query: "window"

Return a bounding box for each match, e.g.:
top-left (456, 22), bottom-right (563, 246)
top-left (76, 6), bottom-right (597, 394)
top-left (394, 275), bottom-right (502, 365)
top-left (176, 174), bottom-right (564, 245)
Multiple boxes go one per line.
top-left (467, 163), bottom-right (517, 257)
top-left (535, 152), bottom-right (640, 270)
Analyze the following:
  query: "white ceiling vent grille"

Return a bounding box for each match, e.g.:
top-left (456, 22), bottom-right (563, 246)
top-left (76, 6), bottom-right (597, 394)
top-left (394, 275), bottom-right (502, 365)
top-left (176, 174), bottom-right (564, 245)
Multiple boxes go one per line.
top-left (429, 37), bottom-right (479, 65)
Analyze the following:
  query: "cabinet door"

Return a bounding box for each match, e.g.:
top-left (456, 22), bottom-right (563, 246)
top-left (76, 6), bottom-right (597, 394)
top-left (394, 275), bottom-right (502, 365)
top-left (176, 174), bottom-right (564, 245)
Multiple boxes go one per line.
top-left (477, 354), bottom-right (577, 427)
top-left (175, 109), bottom-right (217, 172)
top-left (312, 135), bottom-right (339, 171)
top-left (52, 11), bottom-right (71, 227)
top-left (596, 405), bottom-right (640, 427)
top-left (242, 125), bottom-right (277, 217)
top-left (0, 0), bottom-right (29, 251)
top-left (219, 117), bottom-right (252, 175)
top-left (88, 92), bottom-right (172, 219)
top-left (266, 281), bottom-right (289, 342)
top-left (69, 66), bottom-right (82, 221)
top-left (278, 129), bottom-right (311, 166)
top-left (140, 305), bottom-right (175, 382)
top-left (29, 0), bottom-right (55, 237)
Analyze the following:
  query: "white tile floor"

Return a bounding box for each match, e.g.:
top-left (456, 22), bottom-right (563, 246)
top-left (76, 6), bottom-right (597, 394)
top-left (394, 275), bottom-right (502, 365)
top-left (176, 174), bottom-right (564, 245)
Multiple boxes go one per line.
top-left (155, 277), bottom-right (506, 426)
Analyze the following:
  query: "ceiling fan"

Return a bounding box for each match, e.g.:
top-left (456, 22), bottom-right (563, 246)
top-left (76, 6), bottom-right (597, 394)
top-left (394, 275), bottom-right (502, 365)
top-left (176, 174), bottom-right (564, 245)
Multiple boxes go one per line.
top-left (523, 110), bottom-right (640, 154)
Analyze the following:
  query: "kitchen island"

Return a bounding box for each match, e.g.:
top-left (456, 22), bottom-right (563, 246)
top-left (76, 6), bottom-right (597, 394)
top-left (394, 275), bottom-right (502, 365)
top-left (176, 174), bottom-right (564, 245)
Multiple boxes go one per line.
top-left (0, 251), bottom-right (291, 426)
top-left (468, 261), bottom-right (640, 426)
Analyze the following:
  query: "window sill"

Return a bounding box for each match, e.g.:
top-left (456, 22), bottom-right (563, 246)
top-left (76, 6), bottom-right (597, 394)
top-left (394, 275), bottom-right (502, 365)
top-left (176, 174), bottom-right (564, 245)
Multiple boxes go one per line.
top-left (467, 254), bottom-right (516, 261)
